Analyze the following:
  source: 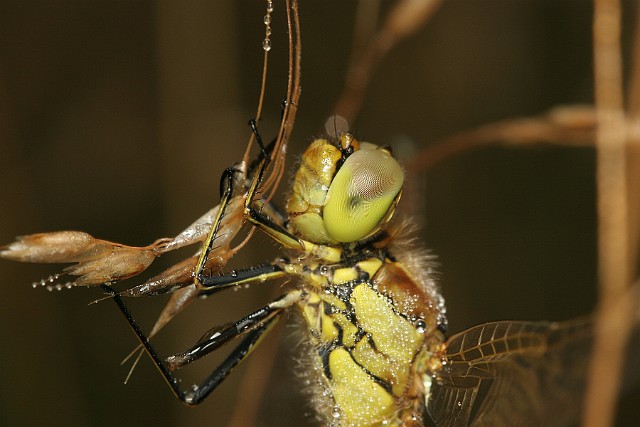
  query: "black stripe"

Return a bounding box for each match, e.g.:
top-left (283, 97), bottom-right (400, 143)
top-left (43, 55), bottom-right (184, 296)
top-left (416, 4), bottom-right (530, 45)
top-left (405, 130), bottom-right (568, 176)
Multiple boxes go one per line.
top-left (345, 344), bottom-right (394, 395)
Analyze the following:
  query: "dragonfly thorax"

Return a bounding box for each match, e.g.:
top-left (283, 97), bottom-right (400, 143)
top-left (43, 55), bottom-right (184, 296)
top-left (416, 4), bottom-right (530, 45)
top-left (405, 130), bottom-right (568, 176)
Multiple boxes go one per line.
top-left (286, 134), bottom-right (404, 245)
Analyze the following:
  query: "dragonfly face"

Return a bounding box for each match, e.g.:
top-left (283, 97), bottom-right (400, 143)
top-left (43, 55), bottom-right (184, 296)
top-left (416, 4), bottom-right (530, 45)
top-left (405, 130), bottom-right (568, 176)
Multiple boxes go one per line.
top-left (287, 134), bottom-right (404, 244)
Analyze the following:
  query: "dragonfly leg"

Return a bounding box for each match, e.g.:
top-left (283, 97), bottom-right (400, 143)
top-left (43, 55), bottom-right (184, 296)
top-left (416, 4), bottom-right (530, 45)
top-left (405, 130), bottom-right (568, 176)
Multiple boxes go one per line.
top-left (193, 119), bottom-right (283, 291)
top-left (165, 289), bottom-right (303, 371)
top-left (193, 165), bottom-right (240, 290)
top-left (198, 262), bottom-right (286, 294)
top-left (103, 284), bottom-right (303, 406)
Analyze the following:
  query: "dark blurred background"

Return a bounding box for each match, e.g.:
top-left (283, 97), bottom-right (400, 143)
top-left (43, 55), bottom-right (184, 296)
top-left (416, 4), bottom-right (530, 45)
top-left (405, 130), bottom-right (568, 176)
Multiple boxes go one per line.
top-left (0, 1), bottom-right (637, 426)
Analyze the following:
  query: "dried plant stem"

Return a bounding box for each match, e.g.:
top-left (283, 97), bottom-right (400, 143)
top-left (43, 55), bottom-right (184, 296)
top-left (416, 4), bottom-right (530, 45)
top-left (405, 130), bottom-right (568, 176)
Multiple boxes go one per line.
top-left (333, 0), bottom-right (442, 123)
top-left (401, 105), bottom-right (598, 221)
top-left (227, 1), bottom-right (302, 425)
top-left (625, 2), bottom-right (640, 281)
top-left (405, 106), bottom-right (597, 174)
top-left (582, 0), bottom-right (634, 426)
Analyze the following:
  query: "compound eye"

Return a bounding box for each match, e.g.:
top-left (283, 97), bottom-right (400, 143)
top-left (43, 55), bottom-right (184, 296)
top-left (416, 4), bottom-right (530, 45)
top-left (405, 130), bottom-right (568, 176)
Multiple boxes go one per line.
top-left (323, 146), bottom-right (404, 243)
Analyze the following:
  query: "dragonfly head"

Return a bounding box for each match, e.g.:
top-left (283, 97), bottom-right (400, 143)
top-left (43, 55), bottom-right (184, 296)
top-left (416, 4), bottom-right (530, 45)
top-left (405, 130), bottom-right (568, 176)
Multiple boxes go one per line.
top-left (287, 133), bottom-right (404, 244)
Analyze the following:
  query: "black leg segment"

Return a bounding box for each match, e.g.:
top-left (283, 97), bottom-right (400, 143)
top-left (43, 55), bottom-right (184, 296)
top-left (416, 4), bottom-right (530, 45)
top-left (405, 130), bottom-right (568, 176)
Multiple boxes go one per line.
top-left (102, 284), bottom-right (303, 406)
top-left (198, 263), bottom-right (285, 293)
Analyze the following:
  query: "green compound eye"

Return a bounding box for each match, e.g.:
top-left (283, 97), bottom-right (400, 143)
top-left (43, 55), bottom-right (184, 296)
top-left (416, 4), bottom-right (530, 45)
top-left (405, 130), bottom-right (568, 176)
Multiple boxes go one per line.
top-left (323, 146), bottom-right (404, 243)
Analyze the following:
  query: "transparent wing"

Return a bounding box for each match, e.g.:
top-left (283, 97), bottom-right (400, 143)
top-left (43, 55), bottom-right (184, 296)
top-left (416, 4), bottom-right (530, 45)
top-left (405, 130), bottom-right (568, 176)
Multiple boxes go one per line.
top-left (426, 319), bottom-right (593, 427)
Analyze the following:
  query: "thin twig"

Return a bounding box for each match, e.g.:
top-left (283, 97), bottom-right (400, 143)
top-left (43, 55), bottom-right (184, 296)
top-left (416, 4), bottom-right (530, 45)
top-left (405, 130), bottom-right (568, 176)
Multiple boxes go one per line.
top-left (402, 105), bottom-right (598, 221)
top-left (333, 0), bottom-right (442, 124)
top-left (582, 0), bottom-right (634, 425)
top-left (625, 2), bottom-right (640, 281)
top-left (227, 1), bottom-right (302, 425)
top-left (405, 105), bottom-right (597, 174)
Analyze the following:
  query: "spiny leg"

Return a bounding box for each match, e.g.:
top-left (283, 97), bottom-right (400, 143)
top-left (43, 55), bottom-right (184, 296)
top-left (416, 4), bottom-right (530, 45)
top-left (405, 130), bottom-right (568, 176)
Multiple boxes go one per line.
top-left (193, 166), bottom-right (240, 289)
top-left (193, 119), bottom-right (275, 291)
top-left (104, 283), bottom-right (185, 401)
top-left (242, 120), bottom-right (306, 250)
top-left (165, 289), bottom-right (304, 370)
top-left (103, 283), bottom-right (303, 405)
top-left (184, 318), bottom-right (278, 404)
top-left (248, 118), bottom-right (270, 165)
top-left (198, 262), bottom-right (286, 292)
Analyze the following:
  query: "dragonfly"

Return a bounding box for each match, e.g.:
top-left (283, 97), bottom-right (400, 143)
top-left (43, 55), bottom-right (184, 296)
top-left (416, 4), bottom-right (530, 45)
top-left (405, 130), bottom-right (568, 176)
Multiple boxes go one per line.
top-left (0, 1), bottom-right (637, 426)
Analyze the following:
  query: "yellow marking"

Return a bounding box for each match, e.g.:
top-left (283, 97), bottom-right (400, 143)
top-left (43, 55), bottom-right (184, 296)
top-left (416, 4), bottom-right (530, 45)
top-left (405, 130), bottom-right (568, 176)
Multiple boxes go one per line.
top-left (333, 267), bottom-right (358, 284)
top-left (287, 138), bottom-right (342, 244)
top-left (320, 314), bottom-right (339, 342)
top-left (302, 292), bottom-right (356, 344)
top-left (309, 273), bottom-right (329, 288)
top-left (301, 293), bottom-right (323, 337)
top-left (351, 337), bottom-right (408, 397)
top-left (351, 284), bottom-right (422, 365)
top-left (303, 241), bottom-right (342, 263)
top-left (356, 258), bottom-right (383, 279)
top-left (287, 213), bottom-right (329, 244)
top-left (319, 292), bottom-right (347, 311)
top-left (352, 338), bottom-right (394, 388)
top-left (338, 133), bottom-right (360, 151)
top-left (329, 348), bottom-right (395, 426)
top-left (282, 264), bottom-right (304, 275)
top-left (270, 289), bottom-right (304, 309)
top-left (328, 311), bottom-right (359, 347)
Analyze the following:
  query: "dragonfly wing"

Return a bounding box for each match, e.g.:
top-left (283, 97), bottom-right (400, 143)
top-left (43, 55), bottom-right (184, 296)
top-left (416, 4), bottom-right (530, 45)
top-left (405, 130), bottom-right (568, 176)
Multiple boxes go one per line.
top-left (426, 319), bottom-right (592, 427)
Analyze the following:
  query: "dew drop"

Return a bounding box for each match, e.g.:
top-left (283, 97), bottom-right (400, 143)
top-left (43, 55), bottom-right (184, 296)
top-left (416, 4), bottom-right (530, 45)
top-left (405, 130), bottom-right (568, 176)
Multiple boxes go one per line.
top-left (261, 0), bottom-right (273, 53)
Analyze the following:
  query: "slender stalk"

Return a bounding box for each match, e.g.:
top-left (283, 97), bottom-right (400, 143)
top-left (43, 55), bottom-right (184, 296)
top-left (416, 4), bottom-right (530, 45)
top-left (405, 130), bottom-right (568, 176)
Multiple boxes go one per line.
top-left (582, 0), bottom-right (633, 425)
